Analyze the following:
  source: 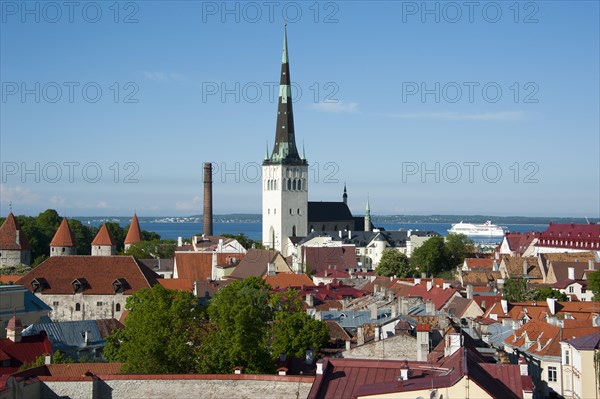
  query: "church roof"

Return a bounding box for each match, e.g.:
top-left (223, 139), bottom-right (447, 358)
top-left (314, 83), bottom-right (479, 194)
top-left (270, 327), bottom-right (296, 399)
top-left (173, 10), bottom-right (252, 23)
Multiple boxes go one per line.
top-left (50, 219), bottom-right (76, 247)
top-left (91, 224), bottom-right (116, 246)
top-left (308, 202), bottom-right (353, 223)
top-left (0, 212), bottom-right (31, 250)
top-left (124, 213), bottom-right (142, 245)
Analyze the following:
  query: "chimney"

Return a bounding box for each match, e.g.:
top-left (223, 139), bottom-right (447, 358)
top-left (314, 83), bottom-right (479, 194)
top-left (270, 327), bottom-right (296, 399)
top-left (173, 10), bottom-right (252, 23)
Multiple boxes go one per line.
top-left (547, 297), bottom-right (557, 315)
top-left (374, 326), bottom-right (381, 341)
top-left (177, 236), bottom-right (183, 247)
top-left (568, 267), bottom-right (575, 280)
top-left (425, 299), bottom-right (434, 314)
top-left (345, 340), bottom-right (351, 350)
top-left (6, 316), bottom-right (22, 343)
top-left (501, 299), bottom-right (508, 314)
top-left (193, 280), bottom-right (198, 296)
top-left (218, 239), bottom-right (223, 251)
top-left (523, 259), bottom-right (528, 276)
top-left (267, 262), bottom-right (276, 276)
top-left (203, 162), bottom-right (213, 236)
top-left (370, 305), bottom-right (378, 320)
top-left (492, 260), bottom-right (499, 271)
top-left (357, 326), bottom-right (365, 345)
top-left (443, 282), bottom-right (451, 290)
top-left (399, 361), bottom-right (410, 381)
top-left (414, 278), bottom-right (421, 285)
top-left (444, 333), bottom-right (462, 357)
top-left (416, 324), bottom-right (430, 361)
top-left (466, 284), bottom-right (473, 300)
top-left (306, 293), bottom-right (314, 307)
top-left (518, 355), bottom-right (528, 376)
top-left (426, 280), bottom-right (433, 291)
top-left (84, 331), bottom-right (90, 344)
top-left (589, 260), bottom-right (596, 271)
top-left (348, 230), bottom-right (351, 239)
top-left (339, 230), bottom-right (342, 238)
top-left (316, 360), bottom-right (324, 375)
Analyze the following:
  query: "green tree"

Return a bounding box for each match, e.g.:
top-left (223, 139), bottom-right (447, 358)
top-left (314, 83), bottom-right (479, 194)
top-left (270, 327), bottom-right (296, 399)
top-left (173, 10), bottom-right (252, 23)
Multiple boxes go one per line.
top-left (52, 350), bottom-right (73, 364)
top-left (531, 287), bottom-right (568, 301)
top-left (18, 354), bottom-right (47, 370)
top-left (410, 236), bottom-right (449, 276)
top-left (122, 239), bottom-right (176, 259)
top-left (445, 233), bottom-right (475, 267)
top-left (105, 222), bottom-right (127, 253)
top-left (104, 285), bottom-right (206, 373)
top-left (501, 277), bottom-right (530, 302)
top-left (68, 219), bottom-right (96, 256)
top-left (271, 312), bottom-right (329, 359)
top-left (220, 233), bottom-right (264, 250)
top-left (198, 277), bottom-right (274, 374)
top-left (588, 270), bottom-right (600, 301)
top-left (376, 250), bottom-right (414, 277)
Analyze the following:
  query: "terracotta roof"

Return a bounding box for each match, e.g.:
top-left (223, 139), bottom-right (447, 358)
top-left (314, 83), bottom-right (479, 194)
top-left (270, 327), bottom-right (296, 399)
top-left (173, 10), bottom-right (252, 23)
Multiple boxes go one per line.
top-left (501, 256), bottom-right (541, 278)
top-left (301, 245), bottom-right (357, 274)
top-left (263, 273), bottom-right (314, 289)
top-left (0, 275), bottom-right (23, 284)
top-left (313, 269), bottom-right (349, 279)
top-left (480, 363), bottom-right (531, 396)
top-left (472, 294), bottom-right (501, 311)
top-left (549, 261), bottom-right (598, 281)
top-left (465, 258), bottom-right (494, 269)
top-left (229, 249), bottom-right (278, 279)
top-left (158, 278), bottom-right (194, 293)
top-left (503, 232), bottom-right (540, 255)
top-left (0, 213), bottom-right (30, 250)
top-left (444, 296), bottom-right (477, 318)
top-left (91, 224), bottom-right (116, 246)
top-left (94, 319), bottom-right (124, 339)
top-left (540, 252), bottom-right (596, 264)
top-left (299, 280), bottom-right (367, 301)
top-left (124, 213), bottom-right (142, 245)
top-left (50, 219), bottom-right (76, 247)
top-left (0, 331), bottom-right (52, 376)
top-left (407, 283), bottom-right (459, 310)
top-left (537, 223), bottom-right (600, 250)
top-left (10, 362), bottom-right (123, 379)
top-left (16, 256), bottom-right (159, 295)
top-left (175, 253), bottom-right (242, 281)
top-left (6, 316), bottom-right (22, 330)
top-left (461, 271), bottom-right (500, 285)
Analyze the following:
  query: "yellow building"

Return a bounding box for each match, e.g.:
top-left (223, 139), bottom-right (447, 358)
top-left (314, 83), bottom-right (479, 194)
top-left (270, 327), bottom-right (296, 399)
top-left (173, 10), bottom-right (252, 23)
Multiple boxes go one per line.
top-left (561, 332), bottom-right (600, 399)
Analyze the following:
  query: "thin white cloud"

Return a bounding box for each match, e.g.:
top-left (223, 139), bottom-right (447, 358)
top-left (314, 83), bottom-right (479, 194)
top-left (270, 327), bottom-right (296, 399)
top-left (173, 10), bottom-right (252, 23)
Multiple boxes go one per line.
top-left (49, 195), bottom-right (65, 206)
top-left (384, 111), bottom-right (525, 121)
top-left (310, 101), bottom-right (358, 114)
top-left (175, 196), bottom-right (202, 211)
top-left (0, 185), bottom-right (41, 205)
top-left (96, 201), bottom-right (109, 209)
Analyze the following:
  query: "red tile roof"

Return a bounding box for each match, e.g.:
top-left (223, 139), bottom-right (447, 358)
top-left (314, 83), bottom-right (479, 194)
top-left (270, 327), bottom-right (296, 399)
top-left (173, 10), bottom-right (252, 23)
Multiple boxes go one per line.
top-left (50, 219), bottom-right (76, 247)
top-left (0, 275), bottom-right (22, 284)
top-left (175, 252), bottom-right (243, 281)
top-left (298, 280), bottom-right (367, 301)
top-left (537, 223), bottom-right (600, 250)
top-left (313, 269), bottom-right (349, 279)
top-left (301, 245), bottom-right (357, 274)
top-left (91, 224), bottom-right (116, 246)
top-left (0, 213), bottom-right (30, 250)
top-left (407, 283), bottom-right (459, 310)
top-left (229, 249), bottom-right (278, 279)
top-left (503, 232), bottom-right (540, 255)
top-left (16, 256), bottom-right (159, 295)
top-left (465, 258), bottom-right (494, 269)
top-left (0, 332), bottom-right (52, 377)
top-left (158, 278), bottom-right (194, 292)
top-left (263, 273), bottom-right (314, 289)
top-left (124, 213), bottom-right (142, 245)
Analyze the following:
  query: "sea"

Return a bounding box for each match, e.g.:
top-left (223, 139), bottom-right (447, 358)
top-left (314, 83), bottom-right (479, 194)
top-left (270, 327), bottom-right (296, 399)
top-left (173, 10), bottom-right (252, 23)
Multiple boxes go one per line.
top-left (83, 220), bottom-right (547, 243)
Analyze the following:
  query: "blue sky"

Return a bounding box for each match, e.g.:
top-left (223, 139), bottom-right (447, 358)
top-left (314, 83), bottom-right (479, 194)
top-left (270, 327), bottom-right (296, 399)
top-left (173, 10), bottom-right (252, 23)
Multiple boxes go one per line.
top-left (1, 1), bottom-right (599, 217)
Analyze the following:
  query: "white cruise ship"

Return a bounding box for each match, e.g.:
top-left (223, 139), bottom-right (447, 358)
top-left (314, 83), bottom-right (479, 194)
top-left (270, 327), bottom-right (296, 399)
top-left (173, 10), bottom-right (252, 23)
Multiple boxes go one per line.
top-left (448, 221), bottom-right (507, 237)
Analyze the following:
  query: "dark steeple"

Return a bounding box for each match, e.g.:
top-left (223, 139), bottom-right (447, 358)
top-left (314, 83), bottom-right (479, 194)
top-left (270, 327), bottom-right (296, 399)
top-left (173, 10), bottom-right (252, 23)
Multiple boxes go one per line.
top-left (343, 183), bottom-right (348, 204)
top-left (266, 23), bottom-right (305, 165)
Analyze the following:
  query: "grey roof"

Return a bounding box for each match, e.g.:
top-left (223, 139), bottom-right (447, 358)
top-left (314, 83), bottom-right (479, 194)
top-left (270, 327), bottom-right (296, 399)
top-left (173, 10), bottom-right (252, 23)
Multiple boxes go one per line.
top-left (320, 308), bottom-right (396, 328)
top-left (308, 202), bottom-right (353, 222)
top-left (564, 331), bottom-right (600, 350)
top-left (138, 258), bottom-right (175, 272)
top-left (22, 320), bottom-right (104, 353)
top-left (485, 323), bottom-right (514, 349)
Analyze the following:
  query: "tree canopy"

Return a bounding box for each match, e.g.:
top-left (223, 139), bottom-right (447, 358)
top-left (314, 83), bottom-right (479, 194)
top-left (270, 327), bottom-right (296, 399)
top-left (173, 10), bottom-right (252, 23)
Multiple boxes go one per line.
top-left (409, 234), bottom-right (474, 277)
top-left (531, 287), bottom-right (568, 301)
top-left (376, 250), bottom-right (414, 277)
top-left (588, 270), bottom-right (600, 301)
top-left (501, 277), bottom-right (530, 302)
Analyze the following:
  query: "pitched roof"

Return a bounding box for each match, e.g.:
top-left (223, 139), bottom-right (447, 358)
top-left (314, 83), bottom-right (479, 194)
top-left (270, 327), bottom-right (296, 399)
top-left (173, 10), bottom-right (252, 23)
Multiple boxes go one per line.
top-left (307, 202), bottom-right (353, 223)
top-left (313, 269), bottom-right (349, 279)
top-left (50, 219), bottom-right (76, 247)
top-left (91, 224), bottom-right (116, 246)
top-left (94, 319), bottom-right (124, 339)
top-left (16, 256), bottom-right (159, 295)
top-left (465, 258), bottom-right (494, 269)
top-left (301, 246), bottom-right (357, 274)
top-left (540, 252), bottom-right (596, 264)
top-left (158, 278), bottom-right (194, 293)
top-left (263, 273), bottom-right (314, 289)
top-left (503, 232), bottom-right (540, 255)
top-left (550, 261), bottom-right (598, 282)
top-left (174, 253), bottom-right (213, 281)
top-left (229, 249), bottom-right (278, 279)
top-left (501, 256), bottom-right (541, 278)
top-left (124, 213), bottom-right (142, 245)
top-left (564, 331), bottom-right (600, 350)
top-left (407, 283), bottom-right (459, 310)
top-left (0, 332), bottom-right (52, 376)
top-left (537, 223), bottom-right (600, 250)
top-left (444, 296), bottom-right (477, 318)
top-left (0, 213), bottom-right (30, 250)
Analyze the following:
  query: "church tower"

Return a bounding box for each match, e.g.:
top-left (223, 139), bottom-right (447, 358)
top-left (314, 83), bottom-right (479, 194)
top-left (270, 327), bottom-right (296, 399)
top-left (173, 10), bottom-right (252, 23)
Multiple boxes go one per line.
top-left (262, 24), bottom-right (308, 254)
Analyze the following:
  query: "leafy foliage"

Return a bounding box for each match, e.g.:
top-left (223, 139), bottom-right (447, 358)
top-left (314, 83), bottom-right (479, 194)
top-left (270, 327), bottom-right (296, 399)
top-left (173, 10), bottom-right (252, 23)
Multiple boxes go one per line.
top-left (271, 312), bottom-right (329, 359)
top-left (104, 285), bottom-right (206, 373)
top-left (18, 354), bottom-right (47, 371)
top-left (410, 236), bottom-right (449, 276)
top-left (52, 350), bottom-right (73, 364)
top-left (501, 277), bottom-right (530, 302)
top-left (376, 250), bottom-right (414, 277)
top-left (531, 287), bottom-right (568, 301)
top-left (445, 233), bottom-right (475, 266)
top-left (588, 270), bottom-right (600, 301)
top-left (122, 239), bottom-right (176, 259)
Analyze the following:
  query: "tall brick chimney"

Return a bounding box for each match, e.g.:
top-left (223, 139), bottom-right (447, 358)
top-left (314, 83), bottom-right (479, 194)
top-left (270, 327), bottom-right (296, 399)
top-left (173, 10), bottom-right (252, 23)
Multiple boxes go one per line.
top-left (203, 162), bottom-right (213, 236)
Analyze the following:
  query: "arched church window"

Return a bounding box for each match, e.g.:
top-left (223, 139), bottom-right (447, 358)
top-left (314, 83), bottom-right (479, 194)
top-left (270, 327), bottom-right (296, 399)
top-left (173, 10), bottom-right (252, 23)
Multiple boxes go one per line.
top-left (292, 180), bottom-right (297, 190)
top-left (274, 180), bottom-right (277, 190)
top-left (292, 226), bottom-right (296, 237)
top-left (297, 208), bottom-right (301, 215)
top-left (322, 225), bottom-right (326, 231)
top-left (290, 209), bottom-right (293, 215)
top-left (75, 303), bottom-right (81, 311)
top-left (116, 303), bottom-right (121, 312)
top-left (287, 180), bottom-right (292, 190)
top-left (298, 179), bottom-right (302, 190)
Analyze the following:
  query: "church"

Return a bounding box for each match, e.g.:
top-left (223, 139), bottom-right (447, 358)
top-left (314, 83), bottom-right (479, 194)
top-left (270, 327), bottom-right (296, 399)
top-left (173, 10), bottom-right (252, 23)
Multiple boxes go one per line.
top-left (262, 25), bottom-right (372, 256)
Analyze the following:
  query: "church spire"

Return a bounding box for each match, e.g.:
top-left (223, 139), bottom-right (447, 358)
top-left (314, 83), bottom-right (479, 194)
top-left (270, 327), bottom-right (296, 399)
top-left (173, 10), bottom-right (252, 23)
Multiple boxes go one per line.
top-left (343, 183), bottom-right (348, 204)
top-left (266, 23), bottom-right (303, 165)
top-left (364, 196), bottom-right (371, 232)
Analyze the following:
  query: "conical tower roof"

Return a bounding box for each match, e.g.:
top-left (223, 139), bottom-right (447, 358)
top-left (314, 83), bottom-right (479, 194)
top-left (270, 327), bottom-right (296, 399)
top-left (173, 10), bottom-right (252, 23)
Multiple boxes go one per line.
top-left (50, 218), bottom-right (76, 247)
top-left (124, 213), bottom-right (142, 245)
top-left (92, 224), bottom-right (116, 246)
top-left (0, 212), bottom-right (31, 250)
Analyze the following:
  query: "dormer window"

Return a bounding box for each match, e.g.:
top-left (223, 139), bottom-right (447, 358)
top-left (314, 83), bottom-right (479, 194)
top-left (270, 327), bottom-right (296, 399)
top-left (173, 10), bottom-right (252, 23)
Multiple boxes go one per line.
top-left (113, 278), bottom-right (130, 294)
top-left (31, 278), bottom-right (49, 293)
top-left (71, 278), bottom-right (89, 294)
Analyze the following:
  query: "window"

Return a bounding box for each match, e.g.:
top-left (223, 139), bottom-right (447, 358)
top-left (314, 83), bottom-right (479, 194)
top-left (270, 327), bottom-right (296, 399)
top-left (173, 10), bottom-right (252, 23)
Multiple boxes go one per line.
top-left (569, 286), bottom-right (574, 293)
top-left (75, 303), bottom-right (81, 311)
top-left (116, 303), bottom-right (121, 312)
top-left (53, 301), bottom-right (59, 307)
top-left (62, 247), bottom-right (65, 252)
top-left (97, 301), bottom-right (103, 306)
top-left (548, 366), bottom-right (557, 382)
top-left (565, 350), bottom-right (570, 365)
top-left (290, 209), bottom-right (293, 215)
